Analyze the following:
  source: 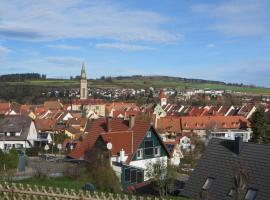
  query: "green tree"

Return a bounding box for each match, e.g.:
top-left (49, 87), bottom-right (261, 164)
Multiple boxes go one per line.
top-left (250, 107), bottom-right (270, 144)
top-left (85, 145), bottom-right (121, 193)
top-left (146, 159), bottom-right (176, 197)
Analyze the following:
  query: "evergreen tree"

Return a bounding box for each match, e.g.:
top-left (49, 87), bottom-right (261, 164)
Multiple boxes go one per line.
top-left (250, 107), bottom-right (270, 144)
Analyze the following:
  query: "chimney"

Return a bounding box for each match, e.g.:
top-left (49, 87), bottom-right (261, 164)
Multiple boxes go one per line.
top-left (119, 149), bottom-right (125, 163)
top-left (129, 115), bottom-right (135, 129)
top-left (234, 136), bottom-right (243, 154)
top-left (106, 117), bottom-right (112, 132)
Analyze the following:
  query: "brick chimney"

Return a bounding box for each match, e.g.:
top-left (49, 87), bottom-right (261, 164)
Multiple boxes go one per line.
top-left (234, 136), bottom-right (243, 154)
top-left (106, 117), bottom-right (112, 132)
top-left (129, 115), bottom-right (135, 129)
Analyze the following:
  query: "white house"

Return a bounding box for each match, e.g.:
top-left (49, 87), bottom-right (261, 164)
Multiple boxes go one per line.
top-left (0, 116), bottom-right (38, 150)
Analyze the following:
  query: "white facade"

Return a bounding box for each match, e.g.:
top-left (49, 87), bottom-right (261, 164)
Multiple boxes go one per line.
top-left (129, 156), bottom-right (168, 180)
top-left (0, 121), bottom-right (38, 150)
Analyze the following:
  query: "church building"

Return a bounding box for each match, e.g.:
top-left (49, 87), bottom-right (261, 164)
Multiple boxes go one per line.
top-left (80, 63), bottom-right (88, 100)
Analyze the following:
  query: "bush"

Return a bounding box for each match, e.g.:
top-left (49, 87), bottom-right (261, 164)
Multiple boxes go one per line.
top-left (0, 148), bottom-right (19, 171)
top-left (26, 147), bottom-right (40, 157)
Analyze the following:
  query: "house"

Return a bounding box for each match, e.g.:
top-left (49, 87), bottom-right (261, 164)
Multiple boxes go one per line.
top-left (44, 100), bottom-right (63, 110)
top-left (159, 90), bottom-right (168, 106)
top-left (180, 116), bottom-right (250, 139)
top-left (153, 104), bottom-right (167, 119)
top-left (164, 140), bottom-right (183, 166)
top-left (182, 138), bottom-right (270, 200)
top-left (0, 116), bottom-right (38, 150)
top-left (155, 116), bottom-right (181, 136)
top-left (71, 99), bottom-right (105, 117)
top-left (206, 129), bottom-right (251, 143)
top-left (68, 116), bottom-right (170, 189)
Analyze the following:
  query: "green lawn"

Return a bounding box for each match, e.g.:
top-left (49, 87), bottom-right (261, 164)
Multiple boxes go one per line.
top-left (12, 177), bottom-right (85, 190)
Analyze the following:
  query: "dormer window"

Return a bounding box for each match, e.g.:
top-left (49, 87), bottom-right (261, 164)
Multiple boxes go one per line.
top-left (228, 188), bottom-right (235, 197)
top-left (136, 149), bottom-right (143, 159)
top-left (147, 131), bottom-right (151, 138)
top-left (202, 177), bottom-right (214, 190)
top-left (244, 189), bottom-right (257, 200)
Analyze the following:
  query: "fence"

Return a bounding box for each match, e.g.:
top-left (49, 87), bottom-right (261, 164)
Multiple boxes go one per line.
top-left (0, 182), bottom-right (167, 200)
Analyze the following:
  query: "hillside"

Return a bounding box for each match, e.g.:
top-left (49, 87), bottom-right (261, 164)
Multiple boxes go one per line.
top-left (1, 75), bottom-right (270, 94)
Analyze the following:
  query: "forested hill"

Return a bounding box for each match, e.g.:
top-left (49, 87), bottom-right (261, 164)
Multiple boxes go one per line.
top-left (0, 73), bottom-right (46, 81)
top-left (104, 75), bottom-right (256, 88)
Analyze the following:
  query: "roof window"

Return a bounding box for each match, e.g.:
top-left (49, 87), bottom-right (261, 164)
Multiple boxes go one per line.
top-left (244, 189), bottom-right (257, 200)
top-left (202, 177), bottom-right (214, 190)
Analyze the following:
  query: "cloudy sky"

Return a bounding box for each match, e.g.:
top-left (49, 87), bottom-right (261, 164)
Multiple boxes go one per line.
top-left (0, 0), bottom-right (270, 87)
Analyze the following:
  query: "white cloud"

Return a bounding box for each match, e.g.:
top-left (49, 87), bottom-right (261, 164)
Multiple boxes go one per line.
top-left (206, 43), bottom-right (215, 48)
top-left (0, 0), bottom-right (181, 43)
top-left (96, 43), bottom-right (156, 51)
top-left (0, 45), bottom-right (10, 55)
top-left (46, 44), bottom-right (81, 50)
top-left (46, 56), bottom-right (83, 66)
top-left (192, 0), bottom-right (270, 37)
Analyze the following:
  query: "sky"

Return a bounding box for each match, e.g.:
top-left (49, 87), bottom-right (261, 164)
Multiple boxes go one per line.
top-left (0, 0), bottom-right (270, 87)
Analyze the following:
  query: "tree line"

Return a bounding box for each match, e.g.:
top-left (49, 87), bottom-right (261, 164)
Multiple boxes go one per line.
top-left (0, 73), bottom-right (46, 82)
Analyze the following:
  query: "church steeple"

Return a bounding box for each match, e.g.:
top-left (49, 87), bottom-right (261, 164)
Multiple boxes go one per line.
top-left (81, 62), bottom-right (87, 79)
top-left (80, 63), bottom-right (88, 100)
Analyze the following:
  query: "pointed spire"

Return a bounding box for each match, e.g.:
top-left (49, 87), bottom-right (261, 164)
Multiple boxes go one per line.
top-left (81, 62), bottom-right (86, 79)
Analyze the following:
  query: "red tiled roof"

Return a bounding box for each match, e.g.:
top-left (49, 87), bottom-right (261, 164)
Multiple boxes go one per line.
top-left (0, 103), bottom-right (10, 114)
top-left (159, 90), bottom-right (167, 99)
top-left (180, 116), bottom-right (250, 130)
top-left (101, 131), bottom-right (133, 156)
top-left (72, 99), bottom-right (104, 105)
top-left (68, 118), bottom-right (151, 162)
top-left (35, 118), bottom-right (56, 132)
top-left (44, 101), bottom-right (62, 110)
top-left (156, 116), bottom-right (181, 133)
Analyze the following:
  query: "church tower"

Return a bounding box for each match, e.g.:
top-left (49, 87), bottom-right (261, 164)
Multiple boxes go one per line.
top-left (80, 63), bottom-right (88, 100)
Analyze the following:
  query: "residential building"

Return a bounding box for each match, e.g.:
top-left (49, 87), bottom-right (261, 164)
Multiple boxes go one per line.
top-left (0, 116), bottom-right (38, 150)
top-left (182, 138), bottom-right (270, 200)
top-left (67, 116), bottom-right (170, 189)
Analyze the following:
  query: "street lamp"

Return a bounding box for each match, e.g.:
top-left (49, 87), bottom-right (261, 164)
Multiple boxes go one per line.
top-left (0, 133), bottom-right (6, 171)
top-left (57, 144), bottom-right (62, 159)
top-left (44, 144), bottom-right (49, 160)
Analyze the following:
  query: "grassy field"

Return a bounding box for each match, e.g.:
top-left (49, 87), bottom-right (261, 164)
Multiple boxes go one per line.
top-left (3, 78), bottom-right (270, 94)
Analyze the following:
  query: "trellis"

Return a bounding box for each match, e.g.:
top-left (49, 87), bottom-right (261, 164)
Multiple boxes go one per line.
top-left (0, 182), bottom-right (167, 200)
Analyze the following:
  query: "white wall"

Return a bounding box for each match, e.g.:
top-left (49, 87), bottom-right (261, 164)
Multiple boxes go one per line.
top-left (129, 156), bottom-right (168, 181)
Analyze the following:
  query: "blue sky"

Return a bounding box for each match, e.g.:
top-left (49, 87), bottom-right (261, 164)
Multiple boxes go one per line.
top-left (0, 0), bottom-right (270, 87)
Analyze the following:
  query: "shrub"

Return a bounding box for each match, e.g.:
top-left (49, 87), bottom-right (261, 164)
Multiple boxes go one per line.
top-left (25, 147), bottom-right (40, 157)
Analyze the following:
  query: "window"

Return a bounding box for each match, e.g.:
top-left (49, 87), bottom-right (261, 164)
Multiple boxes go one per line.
top-left (131, 170), bottom-right (137, 183)
top-left (244, 189), bottom-right (257, 200)
top-left (202, 178), bottom-right (214, 190)
top-left (15, 132), bottom-right (20, 136)
top-left (147, 131), bottom-right (151, 138)
top-left (137, 149), bottom-right (143, 159)
top-left (228, 188), bottom-right (235, 197)
top-left (137, 171), bottom-right (144, 183)
top-left (154, 146), bottom-right (160, 157)
top-left (144, 140), bottom-right (153, 156)
top-left (6, 132), bottom-right (10, 136)
top-left (124, 168), bottom-right (131, 182)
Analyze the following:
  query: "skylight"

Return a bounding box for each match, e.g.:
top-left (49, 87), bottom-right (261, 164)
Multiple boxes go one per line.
top-left (244, 189), bottom-right (257, 200)
top-left (202, 178), bottom-right (214, 190)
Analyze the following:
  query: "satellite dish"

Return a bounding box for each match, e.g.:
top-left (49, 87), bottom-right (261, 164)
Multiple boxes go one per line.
top-left (107, 142), bottom-right (112, 150)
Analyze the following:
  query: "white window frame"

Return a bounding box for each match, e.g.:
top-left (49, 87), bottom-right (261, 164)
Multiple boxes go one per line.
top-left (137, 149), bottom-right (143, 159)
top-left (154, 146), bottom-right (160, 157)
top-left (147, 131), bottom-right (151, 138)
